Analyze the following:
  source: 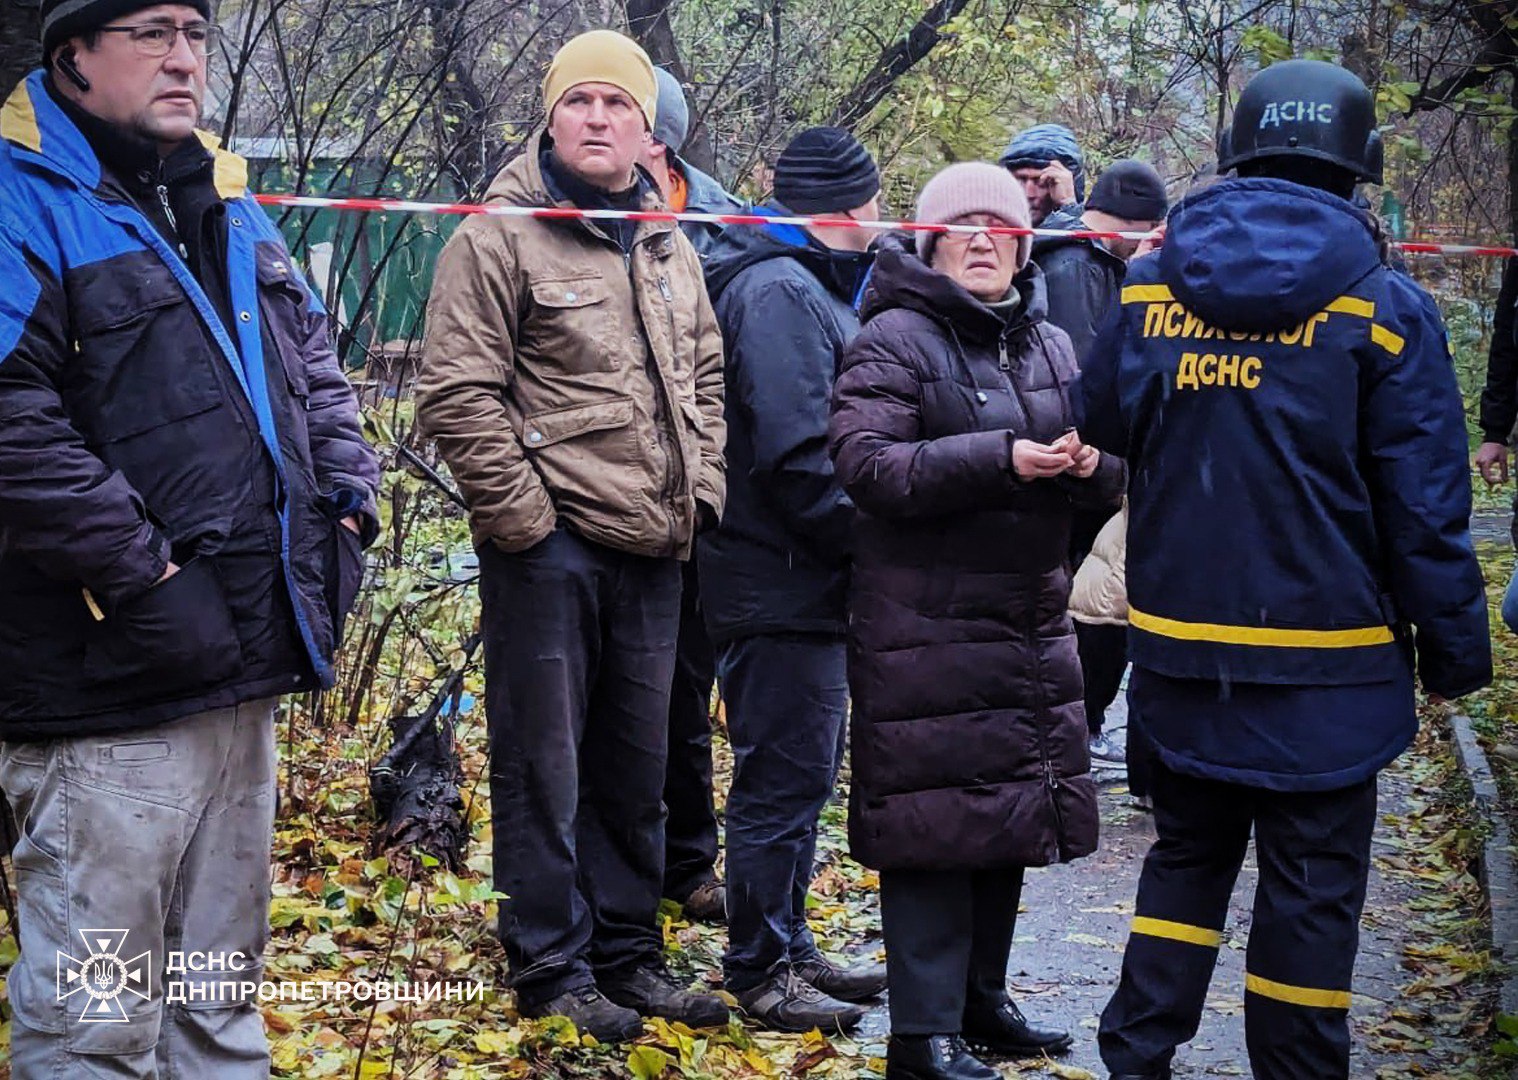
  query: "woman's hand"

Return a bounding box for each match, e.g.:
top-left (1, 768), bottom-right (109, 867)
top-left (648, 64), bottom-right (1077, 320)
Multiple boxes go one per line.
top-left (1012, 439), bottom-right (1074, 479)
top-left (1068, 444), bottom-right (1100, 478)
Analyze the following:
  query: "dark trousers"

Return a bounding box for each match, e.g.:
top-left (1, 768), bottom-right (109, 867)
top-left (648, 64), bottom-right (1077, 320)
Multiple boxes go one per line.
top-left (1099, 762), bottom-right (1377, 1079)
top-left (718, 633), bottom-right (847, 990)
top-left (663, 558), bottom-right (720, 901)
top-left (1126, 695), bottom-right (1156, 799)
top-left (1075, 621), bottom-right (1127, 736)
top-left (477, 529), bottom-right (681, 1006)
top-left (879, 867), bottom-right (1025, 1034)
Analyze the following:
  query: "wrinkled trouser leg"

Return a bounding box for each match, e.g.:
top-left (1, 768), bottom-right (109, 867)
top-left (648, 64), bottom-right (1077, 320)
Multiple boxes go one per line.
top-left (662, 558), bottom-right (720, 902)
top-left (1243, 780), bottom-right (1376, 1080)
top-left (1099, 763), bottom-right (1252, 1076)
top-left (718, 634), bottom-right (847, 992)
top-left (1, 699), bottom-right (277, 1080)
top-left (480, 531), bottom-right (679, 1003)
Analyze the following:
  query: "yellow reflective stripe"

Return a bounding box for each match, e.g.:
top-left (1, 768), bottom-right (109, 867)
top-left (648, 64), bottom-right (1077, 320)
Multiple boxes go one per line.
top-left (1370, 324), bottom-right (1405, 356)
top-left (1122, 284), bottom-right (1174, 304)
top-left (1131, 916), bottom-right (1222, 948)
top-left (1326, 295), bottom-right (1375, 318)
top-left (1129, 607), bottom-right (1395, 648)
top-left (1246, 973), bottom-right (1352, 1010)
top-left (0, 79), bottom-right (41, 153)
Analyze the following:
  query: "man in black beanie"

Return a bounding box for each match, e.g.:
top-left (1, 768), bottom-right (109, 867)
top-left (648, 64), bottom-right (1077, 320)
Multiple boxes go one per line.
top-left (0, 2), bottom-right (379, 1078)
top-left (697, 126), bottom-right (887, 1031)
top-left (1033, 158), bottom-right (1166, 781)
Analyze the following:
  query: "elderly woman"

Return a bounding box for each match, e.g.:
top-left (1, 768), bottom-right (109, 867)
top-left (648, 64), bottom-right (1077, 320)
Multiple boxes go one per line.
top-left (829, 163), bottom-right (1124, 1080)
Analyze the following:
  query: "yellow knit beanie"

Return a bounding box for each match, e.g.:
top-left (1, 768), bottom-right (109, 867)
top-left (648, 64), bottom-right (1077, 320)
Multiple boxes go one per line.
top-left (543, 31), bottom-right (658, 131)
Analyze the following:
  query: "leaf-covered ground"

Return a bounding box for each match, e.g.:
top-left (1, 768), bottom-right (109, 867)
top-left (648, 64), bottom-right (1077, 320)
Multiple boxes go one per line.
top-left (6, 680), bottom-right (1505, 1078)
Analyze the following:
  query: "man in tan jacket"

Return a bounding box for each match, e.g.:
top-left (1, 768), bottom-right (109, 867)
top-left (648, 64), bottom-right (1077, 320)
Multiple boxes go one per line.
top-left (416, 29), bottom-right (727, 1041)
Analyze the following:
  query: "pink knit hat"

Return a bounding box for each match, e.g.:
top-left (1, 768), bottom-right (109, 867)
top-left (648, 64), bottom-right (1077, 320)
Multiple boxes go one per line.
top-left (914, 161), bottom-right (1033, 269)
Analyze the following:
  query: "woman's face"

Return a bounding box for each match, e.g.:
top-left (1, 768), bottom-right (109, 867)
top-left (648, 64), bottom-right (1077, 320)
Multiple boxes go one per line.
top-left (931, 212), bottom-right (1022, 302)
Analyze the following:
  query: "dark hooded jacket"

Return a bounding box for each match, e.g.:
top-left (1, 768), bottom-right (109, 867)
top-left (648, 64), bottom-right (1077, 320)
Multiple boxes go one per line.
top-left (697, 207), bottom-right (871, 644)
top-left (1032, 220), bottom-right (1127, 362)
top-left (1077, 177), bottom-right (1490, 788)
top-left (672, 156), bottom-right (743, 259)
top-left (0, 72), bottom-right (380, 740)
top-left (828, 239), bottom-right (1123, 871)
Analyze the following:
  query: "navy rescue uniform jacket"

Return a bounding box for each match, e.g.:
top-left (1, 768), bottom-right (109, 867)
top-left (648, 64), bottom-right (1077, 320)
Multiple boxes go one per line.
top-left (1078, 177), bottom-right (1490, 789)
top-left (0, 72), bottom-right (379, 740)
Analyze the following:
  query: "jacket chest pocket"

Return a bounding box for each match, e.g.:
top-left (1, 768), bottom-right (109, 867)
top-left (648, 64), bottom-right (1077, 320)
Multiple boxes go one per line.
top-left (527, 275), bottom-right (618, 372)
top-left (67, 267), bottom-right (223, 444)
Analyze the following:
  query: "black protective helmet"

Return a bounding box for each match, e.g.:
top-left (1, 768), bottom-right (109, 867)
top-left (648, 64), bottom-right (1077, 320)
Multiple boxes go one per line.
top-left (1218, 59), bottom-right (1383, 184)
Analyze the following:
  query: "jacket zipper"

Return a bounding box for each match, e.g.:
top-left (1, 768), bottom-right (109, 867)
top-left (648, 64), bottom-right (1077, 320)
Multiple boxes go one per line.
top-left (1026, 600), bottom-right (1067, 858)
top-left (156, 182), bottom-right (189, 259)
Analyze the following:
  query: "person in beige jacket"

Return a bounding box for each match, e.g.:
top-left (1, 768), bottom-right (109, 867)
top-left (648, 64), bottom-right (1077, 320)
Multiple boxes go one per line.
top-left (1068, 502), bottom-right (1154, 807)
top-left (416, 30), bottom-right (727, 1042)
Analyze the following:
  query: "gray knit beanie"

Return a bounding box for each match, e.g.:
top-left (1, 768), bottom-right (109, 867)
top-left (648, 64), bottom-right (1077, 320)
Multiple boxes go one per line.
top-left (915, 161), bottom-right (1032, 267)
top-left (652, 68), bottom-right (690, 152)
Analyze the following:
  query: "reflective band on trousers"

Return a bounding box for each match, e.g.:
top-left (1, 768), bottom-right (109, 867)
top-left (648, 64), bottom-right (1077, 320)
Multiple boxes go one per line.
top-left (1131, 916), bottom-right (1223, 948)
top-left (1246, 973), bottom-right (1353, 1010)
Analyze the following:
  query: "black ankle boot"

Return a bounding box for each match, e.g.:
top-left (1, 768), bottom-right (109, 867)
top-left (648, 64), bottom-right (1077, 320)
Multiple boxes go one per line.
top-left (886, 1035), bottom-right (999, 1080)
top-left (963, 998), bottom-right (1073, 1057)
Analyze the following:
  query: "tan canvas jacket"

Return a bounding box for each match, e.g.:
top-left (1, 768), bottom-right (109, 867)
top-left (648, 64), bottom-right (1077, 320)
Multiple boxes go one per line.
top-left (417, 131), bottom-right (726, 559)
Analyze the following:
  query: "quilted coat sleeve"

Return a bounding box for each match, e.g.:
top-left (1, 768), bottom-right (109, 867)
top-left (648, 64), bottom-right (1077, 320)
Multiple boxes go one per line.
top-left (829, 318), bottom-right (1026, 519)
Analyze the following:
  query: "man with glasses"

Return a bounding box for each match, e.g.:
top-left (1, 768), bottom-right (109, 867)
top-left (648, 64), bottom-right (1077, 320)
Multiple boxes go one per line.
top-left (0, 2), bottom-right (379, 1076)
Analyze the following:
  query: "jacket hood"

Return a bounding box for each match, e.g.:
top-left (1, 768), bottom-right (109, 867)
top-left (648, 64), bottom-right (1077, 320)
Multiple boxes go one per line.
top-left (998, 123), bottom-right (1086, 201)
top-left (861, 231), bottom-right (1050, 344)
top-left (676, 157), bottom-right (743, 215)
top-left (1159, 176), bottom-right (1381, 332)
top-left (703, 204), bottom-right (871, 303)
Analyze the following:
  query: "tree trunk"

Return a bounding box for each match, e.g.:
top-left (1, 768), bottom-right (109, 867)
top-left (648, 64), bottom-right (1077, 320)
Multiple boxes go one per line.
top-left (626, 0), bottom-right (719, 176)
top-left (1, 0), bottom-right (41, 101)
top-left (826, 0), bottom-right (972, 130)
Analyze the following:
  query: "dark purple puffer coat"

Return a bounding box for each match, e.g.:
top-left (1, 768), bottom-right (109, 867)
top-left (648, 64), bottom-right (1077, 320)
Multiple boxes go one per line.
top-left (828, 241), bottom-right (1124, 872)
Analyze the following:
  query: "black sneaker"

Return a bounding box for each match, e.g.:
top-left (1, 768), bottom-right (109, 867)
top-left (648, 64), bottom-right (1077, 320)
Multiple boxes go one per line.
top-left (734, 967), bottom-right (866, 1034)
top-left (886, 1034), bottom-right (999, 1080)
top-left (600, 964), bottom-right (731, 1028)
top-left (963, 998), bottom-right (1072, 1057)
top-left (517, 984), bottom-right (642, 1043)
top-left (681, 877), bottom-right (727, 924)
top-left (794, 955), bottom-right (888, 1003)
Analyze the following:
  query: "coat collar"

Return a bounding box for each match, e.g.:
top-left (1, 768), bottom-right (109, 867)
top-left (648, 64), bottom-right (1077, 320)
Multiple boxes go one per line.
top-left (1, 70), bottom-right (247, 201)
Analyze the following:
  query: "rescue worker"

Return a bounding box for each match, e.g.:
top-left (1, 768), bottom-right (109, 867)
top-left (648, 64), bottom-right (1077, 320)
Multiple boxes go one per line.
top-left (1076, 59), bottom-right (1491, 1080)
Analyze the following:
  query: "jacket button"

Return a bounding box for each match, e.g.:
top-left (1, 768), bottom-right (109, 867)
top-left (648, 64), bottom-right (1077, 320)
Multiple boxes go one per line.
top-left (239, 311), bottom-right (251, 322)
top-left (565, 291), bottom-right (578, 302)
top-left (528, 431), bottom-right (543, 444)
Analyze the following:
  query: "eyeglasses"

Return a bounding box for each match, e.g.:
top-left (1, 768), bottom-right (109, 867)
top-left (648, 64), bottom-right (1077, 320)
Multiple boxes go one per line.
top-left (97, 23), bottom-right (220, 58)
top-left (936, 226), bottom-right (1018, 246)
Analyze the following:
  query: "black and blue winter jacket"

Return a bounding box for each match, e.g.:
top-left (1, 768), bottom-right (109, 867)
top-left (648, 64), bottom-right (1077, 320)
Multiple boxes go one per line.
top-left (0, 72), bottom-right (379, 739)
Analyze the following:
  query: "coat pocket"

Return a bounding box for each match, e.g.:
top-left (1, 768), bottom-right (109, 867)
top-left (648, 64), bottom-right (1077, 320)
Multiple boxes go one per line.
top-left (522, 397), bottom-right (635, 449)
top-left (526, 275), bottom-right (616, 371)
top-left (326, 523), bottom-right (365, 640)
top-left (83, 557), bottom-right (242, 698)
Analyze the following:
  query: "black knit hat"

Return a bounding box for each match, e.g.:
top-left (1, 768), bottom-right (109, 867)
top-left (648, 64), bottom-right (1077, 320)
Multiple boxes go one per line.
top-left (42, 0), bottom-right (211, 59)
top-left (1087, 159), bottom-right (1169, 222)
top-left (773, 126), bottom-right (880, 215)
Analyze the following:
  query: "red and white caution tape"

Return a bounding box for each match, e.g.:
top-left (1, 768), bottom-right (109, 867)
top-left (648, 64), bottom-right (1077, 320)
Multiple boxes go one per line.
top-left (252, 193), bottom-right (1516, 258)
